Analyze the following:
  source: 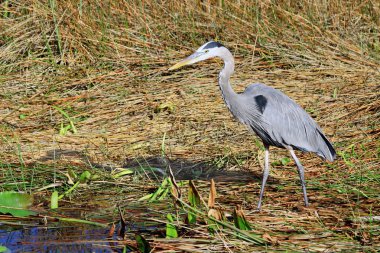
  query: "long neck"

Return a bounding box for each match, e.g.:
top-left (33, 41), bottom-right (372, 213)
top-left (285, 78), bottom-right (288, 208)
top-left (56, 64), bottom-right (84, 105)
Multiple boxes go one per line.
top-left (218, 50), bottom-right (237, 110)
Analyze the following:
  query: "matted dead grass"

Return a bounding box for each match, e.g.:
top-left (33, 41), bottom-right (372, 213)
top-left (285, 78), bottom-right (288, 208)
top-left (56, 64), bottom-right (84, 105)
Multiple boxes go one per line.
top-left (0, 0), bottom-right (378, 164)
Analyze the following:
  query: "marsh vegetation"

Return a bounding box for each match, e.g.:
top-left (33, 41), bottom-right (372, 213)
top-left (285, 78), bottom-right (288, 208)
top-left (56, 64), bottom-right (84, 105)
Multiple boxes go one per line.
top-left (0, 0), bottom-right (379, 252)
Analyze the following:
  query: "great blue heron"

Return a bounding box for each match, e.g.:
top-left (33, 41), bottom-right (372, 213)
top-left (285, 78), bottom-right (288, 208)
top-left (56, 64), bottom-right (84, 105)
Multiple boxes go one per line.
top-left (169, 41), bottom-right (336, 210)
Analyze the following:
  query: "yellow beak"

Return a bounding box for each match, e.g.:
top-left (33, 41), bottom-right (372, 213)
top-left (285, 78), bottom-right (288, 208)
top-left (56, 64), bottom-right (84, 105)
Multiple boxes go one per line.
top-left (168, 52), bottom-right (203, 70)
top-left (168, 58), bottom-right (193, 70)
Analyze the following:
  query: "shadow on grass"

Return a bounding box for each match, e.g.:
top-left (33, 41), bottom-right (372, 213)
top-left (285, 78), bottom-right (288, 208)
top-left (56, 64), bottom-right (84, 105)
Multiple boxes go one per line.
top-left (39, 149), bottom-right (269, 183)
top-left (122, 156), bottom-right (275, 184)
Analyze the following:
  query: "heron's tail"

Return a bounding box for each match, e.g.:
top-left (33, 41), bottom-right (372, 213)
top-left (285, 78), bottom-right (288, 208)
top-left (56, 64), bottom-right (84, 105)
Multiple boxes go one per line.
top-left (316, 129), bottom-right (336, 162)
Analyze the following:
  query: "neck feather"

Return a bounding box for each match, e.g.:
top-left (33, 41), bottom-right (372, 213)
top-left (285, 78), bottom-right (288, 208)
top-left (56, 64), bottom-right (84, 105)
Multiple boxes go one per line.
top-left (218, 49), bottom-right (237, 109)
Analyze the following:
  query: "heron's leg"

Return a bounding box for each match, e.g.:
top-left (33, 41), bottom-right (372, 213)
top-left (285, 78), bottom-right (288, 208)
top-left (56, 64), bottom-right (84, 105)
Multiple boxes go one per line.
top-left (257, 145), bottom-right (270, 210)
top-left (289, 149), bottom-right (309, 206)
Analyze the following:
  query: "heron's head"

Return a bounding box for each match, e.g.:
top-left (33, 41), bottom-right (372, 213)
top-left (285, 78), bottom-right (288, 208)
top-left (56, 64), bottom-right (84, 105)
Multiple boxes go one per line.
top-left (169, 41), bottom-right (226, 70)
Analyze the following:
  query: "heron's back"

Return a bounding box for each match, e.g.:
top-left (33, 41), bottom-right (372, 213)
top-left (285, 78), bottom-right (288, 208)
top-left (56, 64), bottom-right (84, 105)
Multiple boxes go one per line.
top-left (236, 83), bottom-right (336, 161)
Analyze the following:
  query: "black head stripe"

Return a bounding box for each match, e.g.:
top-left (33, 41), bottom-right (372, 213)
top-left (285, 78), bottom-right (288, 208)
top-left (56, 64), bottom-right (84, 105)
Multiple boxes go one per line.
top-left (204, 41), bottom-right (224, 50)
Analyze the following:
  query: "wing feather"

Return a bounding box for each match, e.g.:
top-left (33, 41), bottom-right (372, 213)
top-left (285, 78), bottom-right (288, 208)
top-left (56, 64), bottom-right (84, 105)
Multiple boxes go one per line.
top-left (237, 83), bottom-right (335, 161)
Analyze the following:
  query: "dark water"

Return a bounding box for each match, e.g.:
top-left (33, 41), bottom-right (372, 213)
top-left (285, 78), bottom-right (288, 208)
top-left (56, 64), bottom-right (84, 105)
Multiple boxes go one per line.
top-left (1, 218), bottom-right (163, 253)
top-left (0, 226), bottom-right (118, 253)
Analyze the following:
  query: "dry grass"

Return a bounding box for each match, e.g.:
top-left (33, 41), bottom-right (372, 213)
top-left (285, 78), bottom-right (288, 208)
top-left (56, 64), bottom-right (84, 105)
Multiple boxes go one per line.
top-left (0, 0), bottom-right (379, 251)
top-left (0, 0), bottom-right (378, 164)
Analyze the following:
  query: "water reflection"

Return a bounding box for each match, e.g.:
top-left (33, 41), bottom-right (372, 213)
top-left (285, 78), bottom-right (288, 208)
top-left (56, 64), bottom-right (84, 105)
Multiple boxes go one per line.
top-left (0, 226), bottom-right (119, 253)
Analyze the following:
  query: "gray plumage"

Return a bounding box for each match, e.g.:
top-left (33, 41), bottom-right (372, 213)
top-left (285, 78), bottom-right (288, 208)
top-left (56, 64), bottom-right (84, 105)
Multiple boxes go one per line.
top-left (236, 83), bottom-right (335, 162)
top-left (169, 41), bottom-right (336, 209)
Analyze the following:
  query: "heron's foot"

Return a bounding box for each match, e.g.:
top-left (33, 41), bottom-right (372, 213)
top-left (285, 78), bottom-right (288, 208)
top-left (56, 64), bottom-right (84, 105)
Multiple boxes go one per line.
top-left (256, 202), bottom-right (262, 211)
top-left (304, 198), bottom-right (309, 207)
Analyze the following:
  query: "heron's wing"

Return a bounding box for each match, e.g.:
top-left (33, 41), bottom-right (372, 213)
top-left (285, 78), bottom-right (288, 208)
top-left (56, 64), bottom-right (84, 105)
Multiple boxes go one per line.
top-left (240, 83), bottom-right (335, 161)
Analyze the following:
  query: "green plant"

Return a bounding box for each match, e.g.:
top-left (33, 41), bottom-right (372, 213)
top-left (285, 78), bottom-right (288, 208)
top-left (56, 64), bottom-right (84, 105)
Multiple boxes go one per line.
top-left (52, 106), bottom-right (78, 135)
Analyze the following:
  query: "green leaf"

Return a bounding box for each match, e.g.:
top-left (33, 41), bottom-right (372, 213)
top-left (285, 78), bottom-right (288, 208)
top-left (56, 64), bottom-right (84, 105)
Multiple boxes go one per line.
top-left (58, 170), bottom-right (92, 200)
top-left (207, 207), bottom-right (226, 234)
top-left (138, 193), bottom-right (154, 201)
top-left (281, 157), bottom-right (291, 166)
top-left (138, 177), bottom-right (178, 202)
top-left (188, 181), bottom-right (201, 207)
top-left (188, 180), bottom-right (201, 224)
top-left (157, 188), bottom-right (170, 201)
top-left (112, 168), bottom-right (134, 179)
top-left (91, 174), bottom-right (100, 180)
top-left (135, 234), bottom-right (151, 253)
top-left (0, 191), bottom-right (36, 217)
top-left (188, 212), bottom-right (197, 224)
top-left (53, 105), bottom-right (77, 135)
top-left (154, 102), bottom-right (175, 114)
top-left (68, 169), bottom-right (77, 180)
top-left (0, 246), bottom-right (10, 253)
top-left (166, 213), bottom-right (178, 238)
top-left (51, 191), bottom-right (59, 209)
top-left (79, 171), bottom-right (91, 183)
top-left (59, 123), bottom-right (71, 136)
top-left (148, 178), bottom-right (172, 202)
top-left (233, 206), bottom-right (251, 230)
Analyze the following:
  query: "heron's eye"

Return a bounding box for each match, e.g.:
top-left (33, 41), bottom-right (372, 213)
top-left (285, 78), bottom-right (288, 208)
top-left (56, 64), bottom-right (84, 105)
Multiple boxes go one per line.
top-left (204, 50), bottom-right (209, 53)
